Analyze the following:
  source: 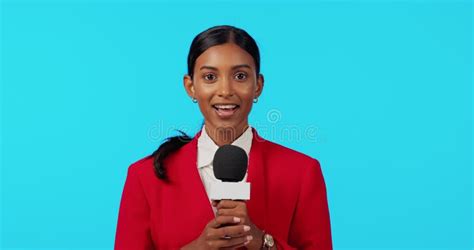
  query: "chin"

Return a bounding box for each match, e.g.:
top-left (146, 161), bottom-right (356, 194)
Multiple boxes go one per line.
top-left (209, 120), bottom-right (240, 130)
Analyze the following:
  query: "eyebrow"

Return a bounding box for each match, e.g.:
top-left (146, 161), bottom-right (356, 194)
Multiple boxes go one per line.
top-left (199, 64), bottom-right (252, 71)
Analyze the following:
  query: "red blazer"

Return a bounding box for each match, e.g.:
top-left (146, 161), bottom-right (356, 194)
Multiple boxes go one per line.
top-left (115, 129), bottom-right (332, 249)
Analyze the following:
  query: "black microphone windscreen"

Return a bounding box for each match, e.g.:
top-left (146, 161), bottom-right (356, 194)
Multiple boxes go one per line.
top-left (213, 144), bottom-right (248, 182)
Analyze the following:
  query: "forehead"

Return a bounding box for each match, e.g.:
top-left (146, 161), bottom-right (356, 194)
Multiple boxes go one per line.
top-left (195, 43), bottom-right (256, 70)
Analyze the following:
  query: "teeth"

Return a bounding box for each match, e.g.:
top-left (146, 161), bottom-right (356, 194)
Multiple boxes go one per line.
top-left (214, 104), bottom-right (237, 109)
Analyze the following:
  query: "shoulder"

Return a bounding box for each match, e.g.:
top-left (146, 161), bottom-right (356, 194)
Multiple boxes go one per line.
top-left (258, 137), bottom-right (322, 174)
top-left (256, 137), bottom-right (327, 192)
top-left (256, 137), bottom-right (323, 185)
top-left (126, 155), bottom-right (155, 180)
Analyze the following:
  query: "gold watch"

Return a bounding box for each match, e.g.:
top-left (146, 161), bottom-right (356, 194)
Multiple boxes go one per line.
top-left (262, 231), bottom-right (275, 249)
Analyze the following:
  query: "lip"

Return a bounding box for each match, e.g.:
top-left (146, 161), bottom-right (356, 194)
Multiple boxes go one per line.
top-left (212, 103), bottom-right (239, 107)
top-left (213, 105), bottom-right (239, 119)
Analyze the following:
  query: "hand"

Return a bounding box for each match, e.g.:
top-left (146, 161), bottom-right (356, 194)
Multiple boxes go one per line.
top-left (213, 200), bottom-right (265, 250)
top-left (181, 215), bottom-right (252, 250)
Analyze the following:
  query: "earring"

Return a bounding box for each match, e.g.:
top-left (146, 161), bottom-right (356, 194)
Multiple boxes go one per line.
top-left (192, 97), bottom-right (197, 103)
top-left (253, 98), bottom-right (258, 103)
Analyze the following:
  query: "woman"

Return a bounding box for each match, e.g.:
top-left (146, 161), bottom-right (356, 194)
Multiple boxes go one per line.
top-left (115, 25), bottom-right (332, 249)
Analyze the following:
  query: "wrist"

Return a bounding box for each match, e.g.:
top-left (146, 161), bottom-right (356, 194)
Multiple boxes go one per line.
top-left (247, 226), bottom-right (264, 250)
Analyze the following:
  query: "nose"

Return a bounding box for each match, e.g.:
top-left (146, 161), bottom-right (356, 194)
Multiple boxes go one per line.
top-left (217, 77), bottom-right (234, 97)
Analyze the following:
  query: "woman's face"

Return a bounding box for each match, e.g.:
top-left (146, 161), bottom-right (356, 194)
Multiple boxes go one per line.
top-left (184, 42), bottom-right (264, 142)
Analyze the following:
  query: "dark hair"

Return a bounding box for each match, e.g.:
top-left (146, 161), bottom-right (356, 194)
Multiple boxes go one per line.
top-left (149, 25), bottom-right (261, 180)
top-left (187, 25), bottom-right (261, 78)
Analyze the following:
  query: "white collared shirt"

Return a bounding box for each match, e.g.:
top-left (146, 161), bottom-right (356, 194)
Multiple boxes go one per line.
top-left (197, 125), bottom-right (253, 210)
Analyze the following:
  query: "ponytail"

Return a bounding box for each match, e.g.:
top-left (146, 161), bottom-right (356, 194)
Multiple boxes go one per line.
top-left (149, 130), bottom-right (192, 181)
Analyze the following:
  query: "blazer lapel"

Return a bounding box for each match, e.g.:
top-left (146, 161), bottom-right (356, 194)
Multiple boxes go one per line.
top-left (174, 130), bottom-right (215, 234)
top-left (246, 128), bottom-right (267, 230)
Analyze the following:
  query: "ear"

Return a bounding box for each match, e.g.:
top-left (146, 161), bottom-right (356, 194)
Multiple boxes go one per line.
top-left (255, 73), bottom-right (264, 98)
top-left (183, 74), bottom-right (195, 99)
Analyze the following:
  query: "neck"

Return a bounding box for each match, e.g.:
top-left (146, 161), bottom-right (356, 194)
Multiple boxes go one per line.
top-left (204, 123), bottom-right (249, 146)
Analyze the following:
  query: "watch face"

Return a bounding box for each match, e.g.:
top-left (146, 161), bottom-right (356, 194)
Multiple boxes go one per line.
top-left (264, 234), bottom-right (275, 247)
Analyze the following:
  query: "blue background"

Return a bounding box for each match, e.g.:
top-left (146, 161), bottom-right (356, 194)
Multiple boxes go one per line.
top-left (1, 0), bottom-right (472, 249)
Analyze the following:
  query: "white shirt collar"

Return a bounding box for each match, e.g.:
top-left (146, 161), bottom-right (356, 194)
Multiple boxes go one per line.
top-left (197, 125), bottom-right (253, 168)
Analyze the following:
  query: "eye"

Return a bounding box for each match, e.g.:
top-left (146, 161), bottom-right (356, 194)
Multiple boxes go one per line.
top-left (203, 73), bottom-right (217, 82)
top-left (234, 72), bottom-right (248, 81)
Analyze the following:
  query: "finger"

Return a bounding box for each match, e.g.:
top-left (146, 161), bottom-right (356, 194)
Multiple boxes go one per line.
top-left (216, 199), bottom-right (244, 209)
top-left (210, 216), bottom-right (241, 228)
top-left (216, 207), bottom-right (246, 219)
top-left (215, 224), bottom-right (251, 238)
top-left (212, 235), bottom-right (253, 249)
top-left (204, 224), bottom-right (250, 241)
top-left (205, 224), bottom-right (249, 241)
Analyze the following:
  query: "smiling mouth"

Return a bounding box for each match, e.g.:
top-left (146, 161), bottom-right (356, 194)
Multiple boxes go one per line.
top-left (212, 104), bottom-right (239, 110)
top-left (212, 104), bottom-right (240, 118)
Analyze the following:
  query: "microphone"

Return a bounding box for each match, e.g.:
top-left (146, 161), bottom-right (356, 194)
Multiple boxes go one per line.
top-left (209, 144), bottom-right (251, 200)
